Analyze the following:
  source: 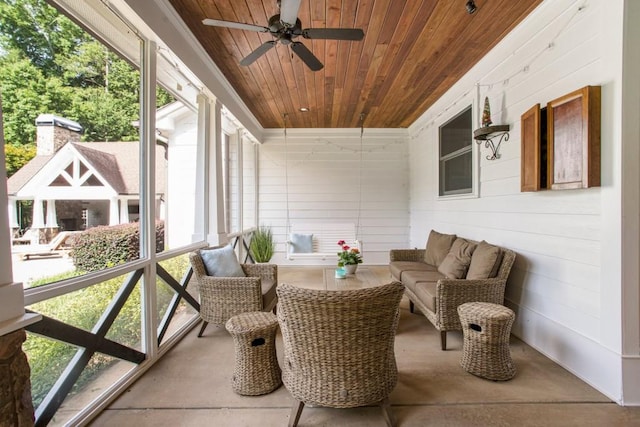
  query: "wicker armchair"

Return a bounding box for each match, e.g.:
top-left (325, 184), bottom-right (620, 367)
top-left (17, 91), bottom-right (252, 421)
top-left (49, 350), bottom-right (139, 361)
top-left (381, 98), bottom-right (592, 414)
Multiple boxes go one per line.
top-left (276, 281), bottom-right (405, 427)
top-left (189, 249), bottom-right (278, 337)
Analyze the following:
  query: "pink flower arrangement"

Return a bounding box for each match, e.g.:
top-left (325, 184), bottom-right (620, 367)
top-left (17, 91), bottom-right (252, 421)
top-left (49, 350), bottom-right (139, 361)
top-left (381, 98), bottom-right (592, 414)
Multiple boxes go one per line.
top-left (337, 240), bottom-right (363, 266)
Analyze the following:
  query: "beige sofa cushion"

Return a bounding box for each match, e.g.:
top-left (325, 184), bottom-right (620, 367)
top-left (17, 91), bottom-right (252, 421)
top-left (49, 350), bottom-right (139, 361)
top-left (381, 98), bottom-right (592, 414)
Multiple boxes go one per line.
top-left (389, 261), bottom-right (437, 281)
top-left (414, 282), bottom-right (438, 313)
top-left (467, 240), bottom-right (503, 279)
top-left (424, 230), bottom-right (457, 266)
top-left (401, 270), bottom-right (446, 294)
top-left (438, 238), bottom-right (477, 279)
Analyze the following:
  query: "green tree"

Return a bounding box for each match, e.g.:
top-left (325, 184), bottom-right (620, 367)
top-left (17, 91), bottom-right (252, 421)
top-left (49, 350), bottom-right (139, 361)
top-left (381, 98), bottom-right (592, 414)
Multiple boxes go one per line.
top-left (0, 0), bottom-right (174, 175)
top-left (0, 0), bottom-right (88, 76)
top-left (0, 49), bottom-right (73, 145)
top-left (4, 142), bottom-right (35, 176)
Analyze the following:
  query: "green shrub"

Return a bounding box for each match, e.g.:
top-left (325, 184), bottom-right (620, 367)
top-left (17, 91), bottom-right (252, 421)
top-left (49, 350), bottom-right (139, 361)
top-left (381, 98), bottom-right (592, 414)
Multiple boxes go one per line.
top-left (25, 254), bottom-right (189, 408)
top-left (70, 221), bottom-right (164, 272)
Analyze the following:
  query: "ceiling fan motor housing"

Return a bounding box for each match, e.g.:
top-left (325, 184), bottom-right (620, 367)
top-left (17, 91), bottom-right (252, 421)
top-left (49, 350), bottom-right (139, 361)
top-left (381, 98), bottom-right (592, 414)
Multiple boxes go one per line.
top-left (268, 14), bottom-right (302, 45)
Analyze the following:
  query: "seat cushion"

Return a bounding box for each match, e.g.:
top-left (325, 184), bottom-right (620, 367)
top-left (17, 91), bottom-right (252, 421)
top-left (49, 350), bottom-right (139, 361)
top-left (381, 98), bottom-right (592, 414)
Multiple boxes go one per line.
top-left (389, 261), bottom-right (437, 281)
top-left (261, 278), bottom-right (277, 309)
top-left (413, 281), bottom-right (438, 313)
top-left (200, 245), bottom-right (246, 277)
top-left (401, 270), bottom-right (446, 294)
top-left (438, 238), bottom-right (477, 279)
top-left (424, 230), bottom-right (457, 266)
top-left (289, 233), bottom-right (313, 253)
top-left (467, 240), bottom-right (503, 279)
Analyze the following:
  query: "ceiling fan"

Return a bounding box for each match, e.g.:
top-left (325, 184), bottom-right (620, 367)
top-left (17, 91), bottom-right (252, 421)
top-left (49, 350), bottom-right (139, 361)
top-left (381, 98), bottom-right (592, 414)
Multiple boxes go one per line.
top-left (202, 0), bottom-right (365, 71)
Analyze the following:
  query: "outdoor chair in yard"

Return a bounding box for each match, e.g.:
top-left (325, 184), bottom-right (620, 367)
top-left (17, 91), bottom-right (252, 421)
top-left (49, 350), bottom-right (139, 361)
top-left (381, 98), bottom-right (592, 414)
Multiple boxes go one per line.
top-left (189, 245), bottom-right (277, 337)
top-left (276, 281), bottom-right (405, 427)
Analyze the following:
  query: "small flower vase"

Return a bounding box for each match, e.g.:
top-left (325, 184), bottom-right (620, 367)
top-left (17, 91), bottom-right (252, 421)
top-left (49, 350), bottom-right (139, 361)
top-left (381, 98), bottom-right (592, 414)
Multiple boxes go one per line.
top-left (344, 264), bottom-right (358, 275)
top-left (335, 267), bottom-right (346, 279)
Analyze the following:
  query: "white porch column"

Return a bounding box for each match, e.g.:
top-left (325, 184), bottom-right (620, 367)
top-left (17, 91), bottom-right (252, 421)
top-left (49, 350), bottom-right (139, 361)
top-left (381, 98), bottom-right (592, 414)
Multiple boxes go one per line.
top-left (119, 198), bottom-right (130, 224)
top-left (0, 94), bottom-right (40, 334)
top-left (208, 99), bottom-right (226, 245)
top-left (31, 198), bottom-right (45, 229)
top-left (193, 94), bottom-right (210, 243)
top-left (109, 197), bottom-right (119, 225)
top-left (7, 198), bottom-right (19, 229)
top-left (45, 200), bottom-right (58, 228)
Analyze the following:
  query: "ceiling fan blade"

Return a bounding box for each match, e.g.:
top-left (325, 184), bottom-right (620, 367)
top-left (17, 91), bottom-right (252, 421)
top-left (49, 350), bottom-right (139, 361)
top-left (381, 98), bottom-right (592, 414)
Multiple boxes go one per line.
top-left (302, 28), bottom-right (365, 41)
top-left (240, 41), bottom-right (277, 66)
top-left (279, 0), bottom-right (302, 26)
top-left (291, 41), bottom-right (323, 71)
top-left (202, 18), bottom-right (269, 33)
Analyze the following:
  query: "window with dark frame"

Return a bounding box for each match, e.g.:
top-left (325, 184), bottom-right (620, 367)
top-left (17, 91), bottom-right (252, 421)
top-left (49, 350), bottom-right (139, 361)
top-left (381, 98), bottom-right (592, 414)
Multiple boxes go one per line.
top-left (439, 106), bottom-right (473, 196)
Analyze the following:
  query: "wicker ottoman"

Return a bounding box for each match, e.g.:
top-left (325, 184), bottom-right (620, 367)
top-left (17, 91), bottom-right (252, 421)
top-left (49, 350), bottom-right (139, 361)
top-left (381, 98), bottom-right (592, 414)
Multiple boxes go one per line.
top-left (458, 302), bottom-right (516, 381)
top-left (225, 311), bottom-right (282, 395)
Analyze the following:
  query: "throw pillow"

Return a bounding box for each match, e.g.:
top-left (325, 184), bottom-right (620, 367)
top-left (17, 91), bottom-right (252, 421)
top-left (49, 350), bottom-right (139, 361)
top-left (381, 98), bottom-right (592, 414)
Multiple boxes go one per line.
top-left (200, 245), bottom-right (246, 277)
top-left (289, 233), bottom-right (314, 253)
top-left (466, 240), bottom-right (503, 279)
top-left (438, 238), bottom-right (477, 279)
top-left (424, 230), bottom-right (457, 266)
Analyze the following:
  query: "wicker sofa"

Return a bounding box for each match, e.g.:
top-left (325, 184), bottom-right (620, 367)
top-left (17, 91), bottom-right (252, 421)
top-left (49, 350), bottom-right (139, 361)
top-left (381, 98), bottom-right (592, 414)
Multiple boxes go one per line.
top-left (389, 230), bottom-right (515, 350)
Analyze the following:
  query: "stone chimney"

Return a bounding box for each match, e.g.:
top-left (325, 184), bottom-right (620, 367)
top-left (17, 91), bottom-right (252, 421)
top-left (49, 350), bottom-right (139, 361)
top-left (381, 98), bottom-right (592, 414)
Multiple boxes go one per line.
top-left (35, 114), bottom-right (83, 155)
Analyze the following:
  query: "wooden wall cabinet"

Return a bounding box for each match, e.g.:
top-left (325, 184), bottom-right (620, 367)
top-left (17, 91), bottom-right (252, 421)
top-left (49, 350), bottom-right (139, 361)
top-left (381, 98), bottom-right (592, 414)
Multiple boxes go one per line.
top-left (520, 104), bottom-right (546, 191)
top-left (520, 85), bottom-right (600, 192)
top-left (547, 85), bottom-right (601, 190)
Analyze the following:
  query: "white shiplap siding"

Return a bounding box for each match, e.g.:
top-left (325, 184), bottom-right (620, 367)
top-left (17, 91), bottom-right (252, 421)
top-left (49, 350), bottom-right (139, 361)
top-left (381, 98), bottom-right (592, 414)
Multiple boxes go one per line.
top-left (408, 0), bottom-right (630, 403)
top-left (258, 128), bottom-right (409, 265)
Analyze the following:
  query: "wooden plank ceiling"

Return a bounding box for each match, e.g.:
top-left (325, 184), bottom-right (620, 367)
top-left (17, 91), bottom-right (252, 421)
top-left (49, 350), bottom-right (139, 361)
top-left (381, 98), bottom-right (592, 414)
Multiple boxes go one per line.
top-left (168, 0), bottom-right (543, 129)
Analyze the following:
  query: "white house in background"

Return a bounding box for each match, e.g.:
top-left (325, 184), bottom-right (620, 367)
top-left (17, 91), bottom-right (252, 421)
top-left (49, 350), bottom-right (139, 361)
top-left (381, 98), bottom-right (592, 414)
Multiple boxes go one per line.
top-left (7, 102), bottom-right (200, 249)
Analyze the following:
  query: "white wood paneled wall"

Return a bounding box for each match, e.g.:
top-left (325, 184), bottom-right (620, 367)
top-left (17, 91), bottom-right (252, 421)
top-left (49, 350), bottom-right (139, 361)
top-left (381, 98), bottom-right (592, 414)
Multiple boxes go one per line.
top-left (408, 0), bottom-right (633, 404)
top-left (259, 128), bottom-right (409, 265)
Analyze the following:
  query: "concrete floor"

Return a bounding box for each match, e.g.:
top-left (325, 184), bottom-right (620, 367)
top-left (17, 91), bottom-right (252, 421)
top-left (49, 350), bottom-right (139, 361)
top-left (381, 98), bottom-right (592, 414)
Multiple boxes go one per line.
top-left (89, 267), bottom-right (640, 426)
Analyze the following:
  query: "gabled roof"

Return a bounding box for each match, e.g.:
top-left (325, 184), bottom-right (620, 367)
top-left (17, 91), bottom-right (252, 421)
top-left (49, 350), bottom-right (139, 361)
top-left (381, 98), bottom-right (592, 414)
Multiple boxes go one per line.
top-left (7, 141), bottom-right (167, 197)
top-left (7, 155), bottom-right (53, 194)
top-left (71, 143), bottom-right (127, 193)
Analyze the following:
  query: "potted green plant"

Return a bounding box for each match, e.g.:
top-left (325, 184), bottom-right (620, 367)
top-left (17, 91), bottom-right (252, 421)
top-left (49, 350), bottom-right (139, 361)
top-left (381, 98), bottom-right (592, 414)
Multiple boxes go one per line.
top-left (250, 226), bottom-right (275, 263)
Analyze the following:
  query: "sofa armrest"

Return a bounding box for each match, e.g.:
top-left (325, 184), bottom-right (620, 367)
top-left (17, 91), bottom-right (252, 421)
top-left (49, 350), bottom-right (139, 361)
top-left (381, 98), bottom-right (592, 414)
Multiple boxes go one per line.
top-left (242, 263), bottom-right (278, 283)
top-left (389, 249), bottom-right (426, 262)
top-left (435, 278), bottom-right (507, 330)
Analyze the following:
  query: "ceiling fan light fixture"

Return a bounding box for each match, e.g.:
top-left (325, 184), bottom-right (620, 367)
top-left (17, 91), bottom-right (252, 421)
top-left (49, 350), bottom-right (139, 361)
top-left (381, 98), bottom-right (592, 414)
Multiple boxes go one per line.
top-left (466, 0), bottom-right (477, 14)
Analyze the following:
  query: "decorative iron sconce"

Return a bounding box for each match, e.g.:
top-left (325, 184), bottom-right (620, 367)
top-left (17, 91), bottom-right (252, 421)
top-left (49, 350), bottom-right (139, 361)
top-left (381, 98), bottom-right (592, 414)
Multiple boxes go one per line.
top-left (474, 96), bottom-right (509, 160)
top-left (474, 125), bottom-right (510, 160)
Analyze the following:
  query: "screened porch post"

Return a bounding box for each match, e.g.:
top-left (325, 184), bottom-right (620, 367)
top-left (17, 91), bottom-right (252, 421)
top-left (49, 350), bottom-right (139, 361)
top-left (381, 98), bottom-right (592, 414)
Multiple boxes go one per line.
top-left (193, 93), bottom-right (210, 243)
top-left (208, 99), bottom-right (226, 245)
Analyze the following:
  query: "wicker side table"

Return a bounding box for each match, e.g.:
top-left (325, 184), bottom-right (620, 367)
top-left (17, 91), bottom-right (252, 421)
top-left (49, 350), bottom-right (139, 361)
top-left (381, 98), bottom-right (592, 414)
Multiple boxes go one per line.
top-left (225, 311), bottom-right (282, 395)
top-left (458, 302), bottom-right (516, 381)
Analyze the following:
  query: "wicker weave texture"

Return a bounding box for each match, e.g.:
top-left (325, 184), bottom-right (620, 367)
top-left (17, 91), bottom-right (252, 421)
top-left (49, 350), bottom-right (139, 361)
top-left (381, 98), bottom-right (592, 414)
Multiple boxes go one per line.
top-left (389, 248), bottom-right (426, 262)
top-left (398, 249), bottom-right (515, 334)
top-left (276, 281), bottom-right (405, 409)
top-left (458, 302), bottom-right (516, 381)
top-left (189, 250), bottom-right (278, 326)
top-left (225, 312), bottom-right (282, 395)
